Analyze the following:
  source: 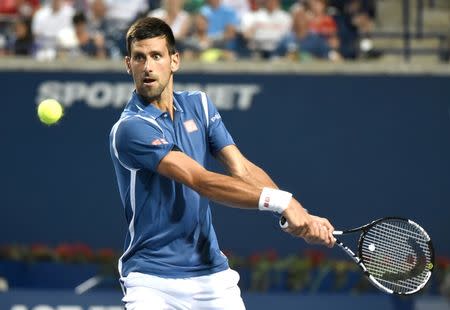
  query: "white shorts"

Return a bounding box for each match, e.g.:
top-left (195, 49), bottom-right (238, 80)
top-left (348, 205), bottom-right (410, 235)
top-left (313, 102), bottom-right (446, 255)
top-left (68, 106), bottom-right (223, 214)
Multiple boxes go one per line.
top-left (121, 268), bottom-right (246, 310)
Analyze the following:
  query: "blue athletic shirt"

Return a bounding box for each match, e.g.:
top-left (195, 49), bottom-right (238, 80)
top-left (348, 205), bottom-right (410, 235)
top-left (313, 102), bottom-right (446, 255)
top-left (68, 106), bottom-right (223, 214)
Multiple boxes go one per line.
top-left (109, 90), bottom-right (235, 278)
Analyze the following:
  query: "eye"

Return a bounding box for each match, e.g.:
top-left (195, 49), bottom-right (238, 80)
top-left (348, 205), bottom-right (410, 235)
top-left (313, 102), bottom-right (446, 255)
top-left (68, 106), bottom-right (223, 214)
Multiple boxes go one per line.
top-left (152, 54), bottom-right (162, 60)
top-left (133, 54), bottom-right (145, 61)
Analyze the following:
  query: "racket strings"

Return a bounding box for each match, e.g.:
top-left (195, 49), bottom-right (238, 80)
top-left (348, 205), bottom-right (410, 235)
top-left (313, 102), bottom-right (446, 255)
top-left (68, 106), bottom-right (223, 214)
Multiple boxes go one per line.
top-left (362, 224), bottom-right (430, 292)
top-left (363, 226), bottom-right (431, 262)
top-left (362, 235), bottom-right (428, 292)
top-left (378, 222), bottom-right (430, 241)
top-left (362, 235), bottom-right (427, 272)
top-left (360, 220), bottom-right (432, 294)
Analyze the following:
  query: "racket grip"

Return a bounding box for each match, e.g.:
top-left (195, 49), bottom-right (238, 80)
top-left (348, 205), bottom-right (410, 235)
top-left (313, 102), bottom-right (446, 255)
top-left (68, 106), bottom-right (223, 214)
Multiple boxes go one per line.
top-left (280, 215), bottom-right (341, 237)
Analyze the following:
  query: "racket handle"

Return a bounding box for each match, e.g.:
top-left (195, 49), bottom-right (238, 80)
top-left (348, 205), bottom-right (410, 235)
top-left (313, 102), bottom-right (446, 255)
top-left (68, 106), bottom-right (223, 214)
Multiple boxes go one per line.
top-left (279, 216), bottom-right (288, 229)
top-left (279, 215), bottom-right (342, 236)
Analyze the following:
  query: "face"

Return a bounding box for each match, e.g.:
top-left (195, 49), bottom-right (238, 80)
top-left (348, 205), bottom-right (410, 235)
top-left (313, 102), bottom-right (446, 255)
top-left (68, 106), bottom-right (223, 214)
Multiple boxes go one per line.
top-left (91, 0), bottom-right (106, 18)
top-left (15, 21), bottom-right (28, 38)
top-left (208, 0), bottom-right (220, 8)
top-left (166, 0), bottom-right (184, 12)
top-left (194, 14), bottom-right (208, 32)
top-left (125, 36), bottom-right (179, 104)
top-left (309, 0), bottom-right (326, 14)
top-left (265, 0), bottom-right (279, 11)
top-left (51, 0), bottom-right (63, 10)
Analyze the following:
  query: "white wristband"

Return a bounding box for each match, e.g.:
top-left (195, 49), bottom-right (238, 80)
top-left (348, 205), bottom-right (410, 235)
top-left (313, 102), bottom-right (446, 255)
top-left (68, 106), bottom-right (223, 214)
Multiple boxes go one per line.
top-left (258, 187), bottom-right (292, 214)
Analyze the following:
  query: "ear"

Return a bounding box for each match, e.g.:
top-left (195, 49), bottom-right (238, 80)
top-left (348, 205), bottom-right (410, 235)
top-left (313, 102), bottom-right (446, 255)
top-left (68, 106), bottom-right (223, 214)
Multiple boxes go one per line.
top-left (125, 56), bottom-right (131, 74)
top-left (170, 52), bottom-right (180, 73)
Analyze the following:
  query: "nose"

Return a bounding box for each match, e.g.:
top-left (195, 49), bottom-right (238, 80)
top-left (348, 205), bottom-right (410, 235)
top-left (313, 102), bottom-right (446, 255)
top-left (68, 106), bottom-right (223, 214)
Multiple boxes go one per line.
top-left (143, 58), bottom-right (153, 73)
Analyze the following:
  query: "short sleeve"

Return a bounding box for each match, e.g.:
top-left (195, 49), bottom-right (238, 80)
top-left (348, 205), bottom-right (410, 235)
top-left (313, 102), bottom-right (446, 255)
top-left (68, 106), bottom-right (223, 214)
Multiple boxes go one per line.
top-left (113, 117), bottom-right (174, 171)
top-left (204, 94), bottom-right (235, 154)
top-left (227, 9), bottom-right (239, 27)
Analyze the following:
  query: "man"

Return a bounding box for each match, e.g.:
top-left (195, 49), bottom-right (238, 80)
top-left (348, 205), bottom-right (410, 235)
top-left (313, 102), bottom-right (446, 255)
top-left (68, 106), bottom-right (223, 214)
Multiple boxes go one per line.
top-left (109, 17), bottom-right (334, 309)
top-left (31, 0), bottom-right (75, 60)
top-left (240, 0), bottom-right (292, 59)
top-left (199, 0), bottom-right (239, 50)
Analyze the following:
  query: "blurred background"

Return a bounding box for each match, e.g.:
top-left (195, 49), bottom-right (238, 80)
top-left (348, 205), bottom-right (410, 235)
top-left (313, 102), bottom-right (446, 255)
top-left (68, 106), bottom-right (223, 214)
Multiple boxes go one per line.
top-left (0, 0), bottom-right (449, 309)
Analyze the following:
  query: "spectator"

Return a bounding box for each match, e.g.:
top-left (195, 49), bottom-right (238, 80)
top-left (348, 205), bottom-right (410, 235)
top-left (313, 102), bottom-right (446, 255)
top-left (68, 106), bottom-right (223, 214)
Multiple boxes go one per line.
top-left (278, 9), bottom-right (340, 62)
top-left (105, 0), bottom-right (149, 30)
top-left (86, 0), bottom-right (120, 57)
top-left (0, 0), bottom-right (39, 51)
top-left (183, 13), bottom-right (235, 61)
top-left (149, 0), bottom-right (191, 42)
top-left (305, 0), bottom-right (340, 53)
top-left (56, 11), bottom-right (107, 58)
top-left (87, 0), bottom-right (108, 33)
top-left (331, 0), bottom-right (375, 34)
top-left (11, 17), bottom-right (34, 56)
top-left (0, 0), bottom-right (39, 18)
top-left (72, 11), bottom-right (106, 58)
top-left (31, 0), bottom-right (75, 60)
top-left (241, 0), bottom-right (292, 59)
top-left (103, 0), bottom-right (150, 56)
top-left (289, 0), bottom-right (307, 16)
top-left (199, 0), bottom-right (239, 51)
top-left (328, 0), bottom-right (379, 59)
top-left (222, 0), bottom-right (251, 23)
top-left (0, 34), bottom-right (7, 56)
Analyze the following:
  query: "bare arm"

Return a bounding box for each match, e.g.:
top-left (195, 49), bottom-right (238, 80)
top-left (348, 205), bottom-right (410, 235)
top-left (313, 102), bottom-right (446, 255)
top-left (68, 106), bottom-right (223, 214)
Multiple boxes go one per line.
top-left (216, 145), bottom-right (335, 247)
top-left (157, 150), bottom-right (261, 209)
top-left (215, 145), bottom-right (277, 188)
top-left (157, 147), bottom-right (334, 247)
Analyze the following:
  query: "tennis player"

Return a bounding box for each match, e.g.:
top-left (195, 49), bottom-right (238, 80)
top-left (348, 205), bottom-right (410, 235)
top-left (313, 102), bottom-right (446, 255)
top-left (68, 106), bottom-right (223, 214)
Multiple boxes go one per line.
top-left (109, 17), bottom-right (335, 310)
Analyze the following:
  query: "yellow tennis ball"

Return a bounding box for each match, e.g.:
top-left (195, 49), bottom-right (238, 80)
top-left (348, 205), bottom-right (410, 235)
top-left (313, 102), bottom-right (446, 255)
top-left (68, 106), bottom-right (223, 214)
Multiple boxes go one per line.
top-left (37, 99), bottom-right (64, 125)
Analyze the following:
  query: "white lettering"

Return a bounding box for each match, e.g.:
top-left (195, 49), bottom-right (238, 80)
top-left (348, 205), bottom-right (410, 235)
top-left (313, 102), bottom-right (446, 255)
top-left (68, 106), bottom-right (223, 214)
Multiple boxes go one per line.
top-left (175, 83), bottom-right (260, 111)
top-left (86, 82), bottom-right (113, 108)
top-left (236, 85), bottom-right (260, 110)
top-left (33, 306), bottom-right (54, 310)
top-left (36, 82), bottom-right (260, 111)
top-left (113, 83), bottom-right (134, 108)
top-left (11, 305), bottom-right (28, 310)
top-left (36, 81), bottom-right (63, 104)
top-left (63, 82), bottom-right (88, 107)
top-left (210, 112), bottom-right (221, 123)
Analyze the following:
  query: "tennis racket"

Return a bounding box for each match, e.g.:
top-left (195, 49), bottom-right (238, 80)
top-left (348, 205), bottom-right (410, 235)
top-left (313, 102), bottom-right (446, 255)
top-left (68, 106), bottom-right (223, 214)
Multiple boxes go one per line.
top-left (279, 216), bottom-right (434, 295)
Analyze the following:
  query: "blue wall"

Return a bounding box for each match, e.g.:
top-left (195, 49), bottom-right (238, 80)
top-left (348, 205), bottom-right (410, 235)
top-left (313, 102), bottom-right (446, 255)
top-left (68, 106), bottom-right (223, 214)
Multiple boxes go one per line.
top-left (1, 71), bottom-right (449, 258)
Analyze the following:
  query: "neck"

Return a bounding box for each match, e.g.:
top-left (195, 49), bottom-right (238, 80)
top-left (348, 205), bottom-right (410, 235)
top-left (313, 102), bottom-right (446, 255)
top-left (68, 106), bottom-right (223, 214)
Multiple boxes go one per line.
top-left (150, 78), bottom-right (175, 119)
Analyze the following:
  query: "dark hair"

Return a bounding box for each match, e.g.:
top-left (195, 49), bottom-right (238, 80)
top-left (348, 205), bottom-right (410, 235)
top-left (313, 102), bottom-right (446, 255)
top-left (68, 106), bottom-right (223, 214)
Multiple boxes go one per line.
top-left (126, 17), bottom-right (177, 56)
top-left (72, 11), bottom-right (87, 26)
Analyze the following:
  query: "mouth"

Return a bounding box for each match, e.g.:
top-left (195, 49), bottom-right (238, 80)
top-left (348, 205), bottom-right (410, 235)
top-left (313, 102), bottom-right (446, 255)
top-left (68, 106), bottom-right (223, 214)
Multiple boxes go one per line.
top-left (143, 77), bottom-right (157, 86)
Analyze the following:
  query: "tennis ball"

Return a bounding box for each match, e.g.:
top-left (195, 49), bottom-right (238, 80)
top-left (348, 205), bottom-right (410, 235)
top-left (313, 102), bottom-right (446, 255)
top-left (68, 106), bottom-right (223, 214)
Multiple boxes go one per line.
top-left (37, 99), bottom-right (63, 125)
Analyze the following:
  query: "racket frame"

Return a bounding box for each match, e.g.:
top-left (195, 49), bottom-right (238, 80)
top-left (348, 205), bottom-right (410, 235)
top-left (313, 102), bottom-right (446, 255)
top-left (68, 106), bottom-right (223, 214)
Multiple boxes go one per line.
top-left (279, 216), bottom-right (435, 295)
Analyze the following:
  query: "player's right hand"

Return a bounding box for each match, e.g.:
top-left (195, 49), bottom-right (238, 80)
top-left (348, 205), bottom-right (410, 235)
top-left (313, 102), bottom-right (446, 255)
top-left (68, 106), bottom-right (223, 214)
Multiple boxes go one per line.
top-left (281, 200), bottom-right (335, 248)
top-left (303, 215), bottom-right (335, 248)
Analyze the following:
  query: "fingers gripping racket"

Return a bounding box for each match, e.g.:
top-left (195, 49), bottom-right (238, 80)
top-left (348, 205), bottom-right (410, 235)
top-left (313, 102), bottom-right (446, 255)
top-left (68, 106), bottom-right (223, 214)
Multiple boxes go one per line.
top-left (279, 216), bottom-right (434, 295)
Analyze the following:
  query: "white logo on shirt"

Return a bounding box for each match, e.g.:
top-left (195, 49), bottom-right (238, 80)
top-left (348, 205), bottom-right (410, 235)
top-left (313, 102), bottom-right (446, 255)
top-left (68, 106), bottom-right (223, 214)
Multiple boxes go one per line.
top-left (151, 138), bottom-right (169, 145)
top-left (210, 113), bottom-right (221, 123)
top-left (184, 119), bottom-right (198, 133)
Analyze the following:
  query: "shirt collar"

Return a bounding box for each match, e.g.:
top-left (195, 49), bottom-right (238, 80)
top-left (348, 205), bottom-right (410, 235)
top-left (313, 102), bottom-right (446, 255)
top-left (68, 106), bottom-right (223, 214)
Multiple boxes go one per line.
top-left (127, 91), bottom-right (183, 118)
top-left (173, 94), bottom-right (184, 113)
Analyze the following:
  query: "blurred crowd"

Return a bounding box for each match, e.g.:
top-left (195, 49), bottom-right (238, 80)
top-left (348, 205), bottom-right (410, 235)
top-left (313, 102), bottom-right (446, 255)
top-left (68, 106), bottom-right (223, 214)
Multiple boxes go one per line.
top-left (0, 0), bottom-right (378, 62)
